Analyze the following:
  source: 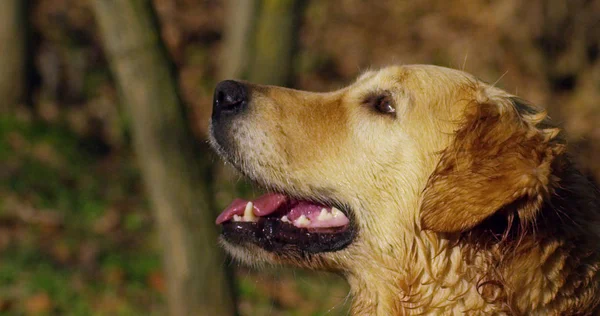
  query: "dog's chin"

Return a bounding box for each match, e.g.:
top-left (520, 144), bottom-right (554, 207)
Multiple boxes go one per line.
top-left (219, 238), bottom-right (279, 268)
top-left (221, 215), bottom-right (356, 251)
top-left (219, 235), bottom-right (348, 271)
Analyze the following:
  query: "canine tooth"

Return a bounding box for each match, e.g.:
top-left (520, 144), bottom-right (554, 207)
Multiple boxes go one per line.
top-left (233, 215), bottom-right (242, 222)
top-left (317, 208), bottom-right (333, 221)
top-left (294, 215), bottom-right (311, 227)
top-left (331, 207), bottom-right (342, 217)
top-left (281, 215), bottom-right (291, 223)
top-left (243, 202), bottom-right (257, 222)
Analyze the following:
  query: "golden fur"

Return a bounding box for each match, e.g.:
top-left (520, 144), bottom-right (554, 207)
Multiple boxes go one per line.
top-left (212, 65), bottom-right (600, 315)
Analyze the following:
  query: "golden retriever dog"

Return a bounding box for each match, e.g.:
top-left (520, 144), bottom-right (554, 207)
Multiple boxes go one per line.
top-left (209, 65), bottom-right (600, 315)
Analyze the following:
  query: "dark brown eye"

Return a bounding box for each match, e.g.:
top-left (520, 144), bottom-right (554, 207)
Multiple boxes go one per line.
top-left (374, 95), bottom-right (396, 114)
top-left (364, 92), bottom-right (396, 116)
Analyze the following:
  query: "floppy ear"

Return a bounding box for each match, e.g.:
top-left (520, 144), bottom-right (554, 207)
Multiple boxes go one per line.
top-left (420, 96), bottom-right (565, 233)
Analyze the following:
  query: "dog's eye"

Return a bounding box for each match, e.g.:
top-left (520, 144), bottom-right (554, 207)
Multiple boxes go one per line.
top-left (375, 96), bottom-right (396, 114)
top-left (364, 93), bottom-right (396, 116)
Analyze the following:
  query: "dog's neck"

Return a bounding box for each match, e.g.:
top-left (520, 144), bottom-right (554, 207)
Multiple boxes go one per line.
top-left (348, 233), bottom-right (600, 315)
top-left (346, 168), bottom-right (600, 315)
top-left (346, 232), bottom-right (498, 315)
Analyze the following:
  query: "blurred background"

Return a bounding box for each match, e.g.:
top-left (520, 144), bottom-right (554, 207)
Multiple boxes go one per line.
top-left (0, 0), bottom-right (598, 315)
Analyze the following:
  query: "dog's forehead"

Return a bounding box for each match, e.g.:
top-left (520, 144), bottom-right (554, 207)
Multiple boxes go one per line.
top-left (354, 66), bottom-right (405, 86)
top-left (354, 65), bottom-right (476, 86)
top-left (349, 65), bottom-right (469, 94)
top-left (343, 67), bottom-right (408, 100)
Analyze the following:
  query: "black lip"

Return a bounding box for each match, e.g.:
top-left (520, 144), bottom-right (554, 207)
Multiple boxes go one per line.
top-left (221, 217), bottom-right (356, 254)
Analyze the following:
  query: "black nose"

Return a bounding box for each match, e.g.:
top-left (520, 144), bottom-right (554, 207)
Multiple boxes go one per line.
top-left (212, 80), bottom-right (248, 120)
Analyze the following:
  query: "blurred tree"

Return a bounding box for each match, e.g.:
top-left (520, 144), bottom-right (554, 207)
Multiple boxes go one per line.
top-left (91, 1), bottom-right (236, 315)
top-left (219, 0), bottom-right (302, 85)
top-left (0, 0), bottom-right (27, 113)
top-left (248, 0), bottom-right (302, 86)
top-left (218, 0), bottom-right (257, 80)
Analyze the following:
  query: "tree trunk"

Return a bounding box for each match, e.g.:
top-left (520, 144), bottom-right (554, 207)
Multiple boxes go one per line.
top-left (218, 0), bottom-right (257, 80)
top-left (0, 0), bottom-right (27, 113)
top-left (248, 0), bottom-right (302, 86)
top-left (91, 1), bottom-right (236, 315)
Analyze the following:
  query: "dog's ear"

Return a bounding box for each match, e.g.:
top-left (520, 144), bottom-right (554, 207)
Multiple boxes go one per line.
top-left (420, 95), bottom-right (565, 233)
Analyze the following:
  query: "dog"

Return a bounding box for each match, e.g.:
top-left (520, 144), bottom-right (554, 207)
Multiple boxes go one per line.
top-left (209, 65), bottom-right (600, 315)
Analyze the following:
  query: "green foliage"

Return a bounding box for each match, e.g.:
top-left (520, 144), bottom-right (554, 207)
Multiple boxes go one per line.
top-left (0, 115), bottom-right (162, 315)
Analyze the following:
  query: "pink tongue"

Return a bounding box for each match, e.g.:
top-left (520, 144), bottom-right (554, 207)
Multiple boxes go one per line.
top-left (253, 193), bottom-right (288, 216)
top-left (215, 193), bottom-right (288, 224)
top-left (215, 198), bottom-right (247, 224)
top-left (287, 201), bottom-right (323, 221)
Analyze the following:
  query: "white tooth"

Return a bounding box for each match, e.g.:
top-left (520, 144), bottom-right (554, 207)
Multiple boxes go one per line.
top-left (294, 215), bottom-right (311, 227)
top-left (331, 207), bottom-right (342, 218)
top-left (243, 202), bottom-right (257, 222)
top-left (317, 208), bottom-right (333, 221)
top-left (233, 215), bottom-right (242, 222)
top-left (281, 215), bottom-right (290, 223)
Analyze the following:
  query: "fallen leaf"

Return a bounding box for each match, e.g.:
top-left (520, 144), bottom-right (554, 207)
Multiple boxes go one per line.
top-left (24, 292), bottom-right (52, 315)
top-left (148, 270), bottom-right (166, 293)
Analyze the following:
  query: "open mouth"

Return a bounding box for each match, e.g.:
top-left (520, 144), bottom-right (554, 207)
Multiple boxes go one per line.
top-left (215, 193), bottom-right (356, 253)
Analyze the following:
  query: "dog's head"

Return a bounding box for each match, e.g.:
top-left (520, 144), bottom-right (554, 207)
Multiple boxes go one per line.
top-left (209, 65), bottom-right (564, 274)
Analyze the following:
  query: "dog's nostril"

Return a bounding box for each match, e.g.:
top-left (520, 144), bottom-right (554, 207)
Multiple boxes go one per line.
top-left (217, 91), bottom-right (242, 110)
top-left (213, 80), bottom-right (248, 119)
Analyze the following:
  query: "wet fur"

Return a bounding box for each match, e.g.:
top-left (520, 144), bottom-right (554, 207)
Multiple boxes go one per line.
top-left (210, 65), bottom-right (600, 315)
